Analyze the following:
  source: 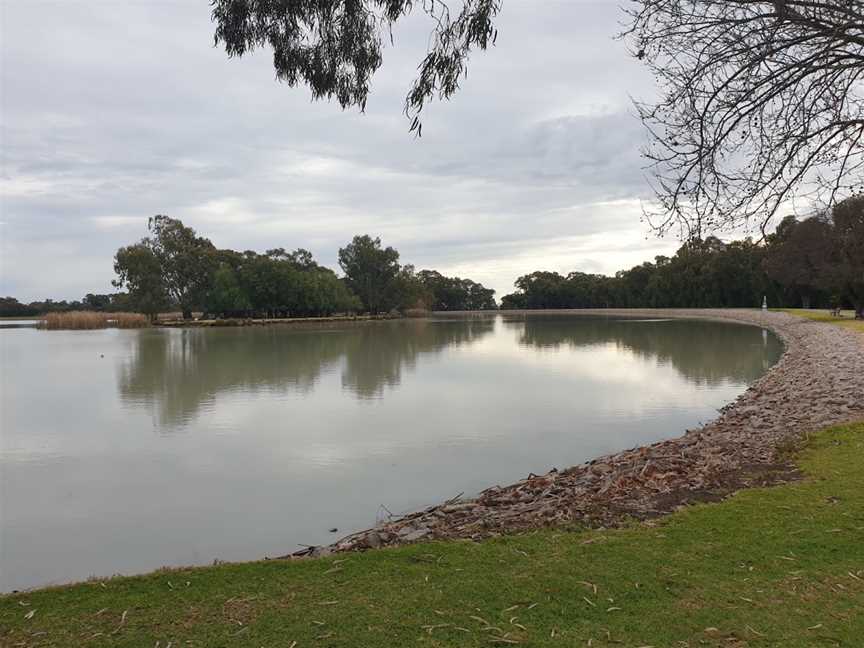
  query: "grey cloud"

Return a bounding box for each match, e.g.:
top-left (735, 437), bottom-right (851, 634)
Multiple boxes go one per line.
top-left (1, 0), bottom-right (673, 301)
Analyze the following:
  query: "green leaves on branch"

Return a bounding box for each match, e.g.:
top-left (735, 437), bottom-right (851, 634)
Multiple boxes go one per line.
top-left (210, 0), bottom-right (502, 129)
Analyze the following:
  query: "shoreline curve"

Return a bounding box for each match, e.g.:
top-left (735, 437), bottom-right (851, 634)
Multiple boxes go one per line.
top-left (295, 309), bottom-right (864, 557)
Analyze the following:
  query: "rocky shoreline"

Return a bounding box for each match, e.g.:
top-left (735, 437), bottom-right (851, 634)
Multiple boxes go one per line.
top-left (294, 310), bottom-right (864, 558)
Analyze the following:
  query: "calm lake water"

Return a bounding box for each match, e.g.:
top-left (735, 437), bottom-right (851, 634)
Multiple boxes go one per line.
top-left (0, 315), bottom-right (782, 591)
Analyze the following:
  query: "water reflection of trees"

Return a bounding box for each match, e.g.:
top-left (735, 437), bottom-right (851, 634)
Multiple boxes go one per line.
top-left (507, 316), bottom-right (781, 384)
top-left (341, 319), bottom-right (494, 398)
top-left (118, 319), bottom-right (495, 428)
top-left (118, 317), bottom-right (777, 429)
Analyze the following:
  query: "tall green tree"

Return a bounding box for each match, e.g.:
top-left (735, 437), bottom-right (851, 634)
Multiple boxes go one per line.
top-left (200, 248), bottom-right (361, 319)
top-left (828, 196), bottom-right (864, 319)
top-left (146, 216), bottom-right (217, 319)
top-left (82, 293), bottom-right (111, 311)
top-left (238, 253), bottom-right (298, 318)
top-left (338, 235), bottom-right (402, 314)
top-left (0, 297), bottom-right (39, 318)
top-left (112, 243), bottom-right (170, 319)
top-left (295, 269), bottom-right (362, 317)
top-left (765, 216), bottom-right (834, 309)
top-left (206, 264), bottom-right (251, 317)
top-left (502, 236), bottom-right (789, 310)
top-left (416, 270), bottom-right (497, 311)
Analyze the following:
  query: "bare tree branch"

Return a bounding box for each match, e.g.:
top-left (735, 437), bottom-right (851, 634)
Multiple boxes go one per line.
top-left (625, 0), bottom-right (864, 237)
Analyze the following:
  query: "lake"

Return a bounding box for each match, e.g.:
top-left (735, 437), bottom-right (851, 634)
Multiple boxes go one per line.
top-left (0, 314), bottom-right (782, 591)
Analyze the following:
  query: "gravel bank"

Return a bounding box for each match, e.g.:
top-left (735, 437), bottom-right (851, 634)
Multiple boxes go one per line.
top-left (298, 310), bottom-right (864, 556)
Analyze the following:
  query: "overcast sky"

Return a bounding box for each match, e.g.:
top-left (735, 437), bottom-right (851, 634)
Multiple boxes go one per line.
top-left (1, 0), bottom-right (686, 302)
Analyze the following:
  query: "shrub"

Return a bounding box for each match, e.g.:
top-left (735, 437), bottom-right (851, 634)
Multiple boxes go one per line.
top-left (40, 311), bottom-right (149, 330)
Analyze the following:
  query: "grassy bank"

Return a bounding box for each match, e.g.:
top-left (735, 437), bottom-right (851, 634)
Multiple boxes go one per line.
top-left (781, 308), bottom-right (864, 334)
top-left (2, 422), bottom-right (862, 647)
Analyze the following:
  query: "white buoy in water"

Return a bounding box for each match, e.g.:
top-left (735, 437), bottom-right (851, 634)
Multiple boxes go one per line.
top-left (762, 295), bottom-right (768, 311)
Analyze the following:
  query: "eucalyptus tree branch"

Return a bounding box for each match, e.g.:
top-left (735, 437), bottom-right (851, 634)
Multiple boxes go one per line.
top-left (211, 0), bottom-right (501, 133)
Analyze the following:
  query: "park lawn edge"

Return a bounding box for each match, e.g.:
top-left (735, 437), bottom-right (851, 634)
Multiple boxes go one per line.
top-left (778, 307), bottom-right (864, 334)
top-left (2, 421), bottom-right (863, 647)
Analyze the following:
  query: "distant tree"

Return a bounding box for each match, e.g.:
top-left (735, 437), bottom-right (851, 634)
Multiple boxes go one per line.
top-left (663, 239), bottom-right (723, 307)
top-left (295, 269), bottom-right (363, 316)
top-left (0, 297), bottom-right (39, 318)
top-left (416, 270), bottom-right (455, 310)
top-left (626, 1), bottom-right (864, 237)
top-left (237, 253), bottom-right (292, 317)
top-left (200, 247), bottom-right (363, 319)
top-left (417, 270), bottom-right (497, 310)
top-left (506, 270), bottom-right (615, 309)
top-left (288, 248), bottom-right (319, 271)
top-left (206, 264), bottom-right (251, 317)
top-left (113, 243), bottom-right (171, 319)
top-left (502, 236), bottom-right (792, 310)
top-left (338, 235), bottom-right (402, 313)
top-left (462, 278), bottom-right (497, 310)
top-left (0, 292), bottom-right (133, 317)
top-left (615, 262), bottom-right (657, 308)
top-left (708, 239), bottom-right (777, 308)
top-left (145, 216), bottom-right (217, 319)
top-left (827, 196), bottom-right (864, 319)
top-left (512, 272), bottom-right (569, 309)
top-left (765, 216), bottom-right (834, 309)
top-left (264, 247), bottom-right (318, 270)
top-left (564, 271), bottom-right (614, 308)
top-left (385, 264), bottom-right (427, 311)
top-left (107, 292), bottom-right (133, 312)
top-left (499, 292), bottom-right (527, 310)
top-left (82, 293), bottom-right (112, 311)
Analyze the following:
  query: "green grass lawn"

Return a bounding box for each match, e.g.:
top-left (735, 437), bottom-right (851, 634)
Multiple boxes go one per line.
top-left (2, 422), bottom-right (863, 647)
top-left (780, 308), bottom-right (864, 335)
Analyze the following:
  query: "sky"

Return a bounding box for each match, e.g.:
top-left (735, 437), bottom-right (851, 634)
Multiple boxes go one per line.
top-left (0, 0), bottom-right (685, 302)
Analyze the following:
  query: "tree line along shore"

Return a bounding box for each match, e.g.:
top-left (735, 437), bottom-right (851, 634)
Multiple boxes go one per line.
top-left (2, 195), bottom-right (862, 327)
top-left (500, 197), bottom-right (863, 317)
top-left (1, 217), bottom-right (496, 326)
